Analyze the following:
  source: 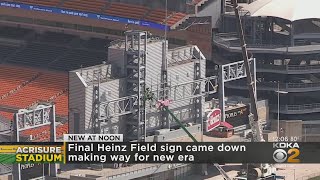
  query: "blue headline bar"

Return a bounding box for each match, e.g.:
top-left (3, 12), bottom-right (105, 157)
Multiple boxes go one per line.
top-left (0, 1), bottom-right (169, 30)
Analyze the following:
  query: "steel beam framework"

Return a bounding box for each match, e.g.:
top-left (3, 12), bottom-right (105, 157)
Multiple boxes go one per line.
top-left (219, 58), bottom-right (256, 121)
top-left (124, 31), bottom-right (147, 141)
top-left (91, 31), bottom-right (216, 141)
top-left (12, 104), bottom-right (56, 180)
top-left (99, 76), bottom-right (217, 121)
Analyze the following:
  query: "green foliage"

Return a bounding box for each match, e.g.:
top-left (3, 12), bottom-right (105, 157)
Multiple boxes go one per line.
top-left (309, 176), bottom-right (320, 180)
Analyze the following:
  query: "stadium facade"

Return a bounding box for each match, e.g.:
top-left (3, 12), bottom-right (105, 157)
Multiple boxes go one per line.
top-left (213, 1), bottom-right (320, 135)
top-left (0, 0), bottom-right (223, 179)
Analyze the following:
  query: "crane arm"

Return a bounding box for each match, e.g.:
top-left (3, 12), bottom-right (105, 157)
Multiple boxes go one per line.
top-left (159, 102), bottom-right (232, 180)
top-left (231, 1), bottom-right (276, 179)
top-left (231, 0), bottom-right (264, 142)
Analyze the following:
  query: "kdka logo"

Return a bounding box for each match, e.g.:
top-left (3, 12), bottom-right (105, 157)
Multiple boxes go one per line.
top-left (273, 143), bottom-right (300, 163)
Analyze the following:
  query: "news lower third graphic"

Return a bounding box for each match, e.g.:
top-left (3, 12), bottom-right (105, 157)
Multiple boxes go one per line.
top-left (0, 145), bottom-right (65, 164)
top-left (1, 134), bottom-right (320, 164)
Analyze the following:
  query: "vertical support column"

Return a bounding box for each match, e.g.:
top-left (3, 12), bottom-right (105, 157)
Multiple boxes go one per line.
top-left (49, 105), bottom-right (57, 177)
top-left (124, 31), bottom-right (147, 142)
top-left (252, 19), bottom-right (256, 44)
top-left (12, 113), bottom-right (21, 180)
top-left (92, 82), bottom-right (100, 134)
top-left (219, 66), bottom-right (225, 122)
top-left (137, 32), bottom-right (147, 142)
top-left (291, 23), bottom-right (295, 46)
top-left (252, 58), bottom-right (257, 98)
top-left (270, 17), bottom-right (274, 44)
top-left (161, 41), bottom-right (169, 129)
top-left (194, 61), bottom-right (202, 124)
top-left (221, 0), bottom-right (226, 15)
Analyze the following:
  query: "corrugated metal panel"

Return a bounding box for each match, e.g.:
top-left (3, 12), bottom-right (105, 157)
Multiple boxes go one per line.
top-left (146, 41), bottom-right (163, 87)
top-left (83, 79), bottom-right (125, 134)
top-left (168, 62), bottom-right (195, 109)
top-left (168, 46), bottom-right (193, 65)
top-left (70, 40), bottom-right (207, 137)
top-left (107, 47), bottom-right (125, 76)
top-left (68, 71), bottom-right (86, 134)
top-left (84, 85), bottom-right (93, 134)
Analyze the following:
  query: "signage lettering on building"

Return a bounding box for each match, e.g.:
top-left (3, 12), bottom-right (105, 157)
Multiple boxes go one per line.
top-left (225, 106), bottom-right (248, 119)
top-left (225, 106), bottom-right (249, 127)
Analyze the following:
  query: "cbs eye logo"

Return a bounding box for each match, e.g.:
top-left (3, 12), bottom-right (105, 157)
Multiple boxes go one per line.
top-left (273, 148), bottom-right (300, 163)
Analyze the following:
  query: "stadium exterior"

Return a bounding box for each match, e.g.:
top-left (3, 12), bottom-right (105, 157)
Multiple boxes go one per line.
top-left (213, 6), bottom-right (320, 123)
top-left (69, 31), bottom-right (207, 140)
top-left (0, 0), bottom-right (223, 178)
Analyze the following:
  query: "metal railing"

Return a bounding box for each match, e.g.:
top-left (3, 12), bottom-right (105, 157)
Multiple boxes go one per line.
top-left (227, 81), bottom-right (320, 90)
top-left (213, 33), bottom-right (289, 49)
top-left (55, 164), bottom-right (162, 179)
top-left (257, 64), bottom-right (320, 73)
top-left (270, 103), bottom-right (320, 112)
top-left (288, 64), bottom-right (320, 71)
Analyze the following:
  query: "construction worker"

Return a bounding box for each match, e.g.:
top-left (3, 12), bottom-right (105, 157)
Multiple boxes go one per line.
top-left (145, 88), bottom-right (154, 101)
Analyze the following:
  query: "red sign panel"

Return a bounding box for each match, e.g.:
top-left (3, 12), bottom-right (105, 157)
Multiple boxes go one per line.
top-left (206, 108), bottom-right (221, 132)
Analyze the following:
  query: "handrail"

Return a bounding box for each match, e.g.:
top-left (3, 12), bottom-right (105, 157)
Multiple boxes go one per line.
top-left (256, 64), bottom-right (320, 71)
top-left (213, 33), bottom-right (290, 49)
top-left (271, 103), bottom-right (320, 111)
top-left (228, 81), bottom-right (320, 89)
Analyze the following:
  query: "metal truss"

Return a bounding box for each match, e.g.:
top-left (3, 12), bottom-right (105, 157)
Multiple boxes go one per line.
top-left (222, 59), bottom-right (252, 82)
top-left (15, 105), bottom-right (53, 132)
top-left (219, 58), bottom-right (256, 121)
top-left (99, 95), bottom-right (138, 121)
top-left (12, 104), bottom-right (57, 180)
top-left (153, 76), bottom-right (218, 102)
top-left (124, 30), bottom-right (147, 141)
top-left (99, 76), bottom-right (218, 120)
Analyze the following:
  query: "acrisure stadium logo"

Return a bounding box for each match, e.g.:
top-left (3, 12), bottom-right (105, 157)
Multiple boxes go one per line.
top-left (273, 143), bottom-right (300, 163)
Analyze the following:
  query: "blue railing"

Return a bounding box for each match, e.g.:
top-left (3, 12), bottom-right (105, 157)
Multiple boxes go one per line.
top-left (0, 1), bottom-right (169, 31)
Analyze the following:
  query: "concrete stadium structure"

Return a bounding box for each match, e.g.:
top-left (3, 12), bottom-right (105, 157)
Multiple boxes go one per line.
top-left (1, 0), bottom-right (319, 179)
top-left (213, 0), bottom-right (320, 138)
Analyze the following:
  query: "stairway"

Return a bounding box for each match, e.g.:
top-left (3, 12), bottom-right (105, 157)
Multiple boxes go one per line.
top-left (170, 14), bottom-right (193, 30)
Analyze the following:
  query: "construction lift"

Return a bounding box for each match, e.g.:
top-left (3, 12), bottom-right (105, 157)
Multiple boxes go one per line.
top-left (231, 0), bottom-right (277, 179)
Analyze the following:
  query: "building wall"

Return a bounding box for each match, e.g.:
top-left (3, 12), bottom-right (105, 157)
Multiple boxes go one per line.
top-left (145, 41), bottom-right (163, 87)
top-left (279, 120), bottom-right (303, 142)
top-left (196, 0), bottom-right (222, 29)
top-left (68, 72), bottom-right (86, 134)
top-left (257, 100), bottom-right (269, 123)
top-left (107, 47), bottom-right (125, 76)
top-left (83, 79), bottom-right (126, 134)
top-left (69, 40), bottom-right (207, 138)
